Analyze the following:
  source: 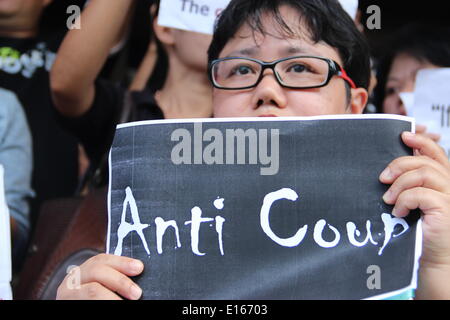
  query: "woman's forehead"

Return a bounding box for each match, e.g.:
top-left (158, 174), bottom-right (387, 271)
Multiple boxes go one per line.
top-left (233, 7), bottom-right (313, 44)
top-left (220, 24), bottom-right (342, 65)
top-left (219, 6), bottom-right (342, 63)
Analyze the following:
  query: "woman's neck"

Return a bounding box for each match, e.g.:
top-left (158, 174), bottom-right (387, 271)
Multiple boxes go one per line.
top-left (155, 59), bottom-right (213, 119)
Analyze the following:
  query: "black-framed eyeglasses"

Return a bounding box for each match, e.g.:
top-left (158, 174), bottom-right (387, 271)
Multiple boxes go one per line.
top-left (209, 55), bottom-right (356, 90)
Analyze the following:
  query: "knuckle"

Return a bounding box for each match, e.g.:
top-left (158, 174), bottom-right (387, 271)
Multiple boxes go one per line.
top-left (90, 253), bottom-right (111, 266)
top-left (89, 267), bottom-right (102, 281)
top-left (398, 188), bottom-right (414, 202)
top-left (389, 157), bottom-right (409, 172)
top-left (396, 190), bottom-right (406, 203)
top-left (97, 253), bottom-right (111, 262)
top-left (118, 275), bottom-right (133, 292)
top-left (86, 283), bottom-right (102, 299)
top-left (419, 166), bottom-right (432, 181)
top-left (388, 158), bottom-right (400, 169)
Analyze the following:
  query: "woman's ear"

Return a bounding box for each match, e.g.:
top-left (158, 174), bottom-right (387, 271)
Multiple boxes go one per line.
top-left (153, 17), bottom-right (176, 46)
top-left (349, 88), bottom-right (369, 114)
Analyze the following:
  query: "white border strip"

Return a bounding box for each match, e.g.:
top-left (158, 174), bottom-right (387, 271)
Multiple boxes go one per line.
top-left (116, 114), bottom-right (415, 130)
top-left (106, 150), bottom-right (112, 254)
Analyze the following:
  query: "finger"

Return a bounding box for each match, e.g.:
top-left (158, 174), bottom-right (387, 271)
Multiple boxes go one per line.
top-left (392, 187), bottom-right (447, 218)
top-left (402, 132), bottom-right (449, 168)
top-left (79, 283), bottom-right (124, 300)
top-left (415, 124), bottom-right (427, 134)
top-left (85, 253), bottom-right (144, 277)
top-left (422, 132), bottom-right (441, 143)
top-left (380, 156), bottom-right (449, 184)
top-left (383, 167), bottom-right (450, 205)
top-left (416, 124), bottom-right (442, 142)
top-left (81, 262), bottom-right (143, 300)
top-left (57, 281), bottom-right (122, 300)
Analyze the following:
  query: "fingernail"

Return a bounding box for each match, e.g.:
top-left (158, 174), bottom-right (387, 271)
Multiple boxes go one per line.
top-left (380, 168), bottom-right (393, 181)
top-left (130, 260), bottom-right (144, 273)
top-left (392, 207), bottom-right (400, 218)
top-left (433, 134), bottom-right (442, 141)
top-left (383, 190), bottom-right (393, 204)
top-left (130, 284), bottom-right (142, 300)
top-left (403, 132), bottom-right (415, 139)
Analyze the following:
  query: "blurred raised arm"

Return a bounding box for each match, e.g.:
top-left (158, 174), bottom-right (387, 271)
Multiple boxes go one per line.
top-left (50, 0), bottom-right (136, 117)
top-left (129, 40), bottom-right (158, 92)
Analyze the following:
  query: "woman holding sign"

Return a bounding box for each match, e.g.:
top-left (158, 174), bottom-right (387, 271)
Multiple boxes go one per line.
top-left (57, 0), bottom-right (450, 300)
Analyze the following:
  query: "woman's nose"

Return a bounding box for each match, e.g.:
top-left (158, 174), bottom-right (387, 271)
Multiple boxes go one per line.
top-left (251, 71), bottom-right (288, 110)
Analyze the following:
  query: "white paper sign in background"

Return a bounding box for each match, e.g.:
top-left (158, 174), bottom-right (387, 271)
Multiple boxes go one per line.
top-left (412, 68), bottom-right (450, 159)
top-left (0, 165), bottom-right (12, 300)
top-left (158, 0), bottom-right (230, 35)
top-left (158, 0), bottom-right (359, 35)
top-left (339, 0), bottom-right (359, 21)
top-left (400, 92), bottom-right (415, 116)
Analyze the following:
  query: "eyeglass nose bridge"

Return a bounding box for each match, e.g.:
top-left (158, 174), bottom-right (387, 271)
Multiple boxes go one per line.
top-left (254, 57), bottom-right (335, 89)
top-left (254, 60), bottom-right (286, 88)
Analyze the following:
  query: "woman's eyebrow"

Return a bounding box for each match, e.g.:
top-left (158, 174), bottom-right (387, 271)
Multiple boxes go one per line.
top-left (224, 44), bottom-right (322, 59)
top-left (225, 47), bottom-right (258, 57)
top-left (286, 46), bottom-right (306, 54)
top-left (387, 77), bottom-right (399, 82)
top-left (285, 45), bottom-right (320, 56)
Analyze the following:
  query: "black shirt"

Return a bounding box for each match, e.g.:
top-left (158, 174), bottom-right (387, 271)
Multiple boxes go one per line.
top-left (57, 79), bottom-right (164, 173)
top-left (0, 31), bottom-right (79, 220)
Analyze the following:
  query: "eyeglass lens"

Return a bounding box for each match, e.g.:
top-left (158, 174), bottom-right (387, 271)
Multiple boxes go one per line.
top-left (212, 57), bottom-right (329, 89)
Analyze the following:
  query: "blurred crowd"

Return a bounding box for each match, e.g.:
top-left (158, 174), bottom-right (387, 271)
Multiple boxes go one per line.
top-left (1, 0), bottom-right (449, 299)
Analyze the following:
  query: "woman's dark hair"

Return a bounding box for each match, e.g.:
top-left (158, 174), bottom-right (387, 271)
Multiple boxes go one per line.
top-left (373, 24), bottom-right (450, 112)
top-left (146, 0), bottom-right (169, 92)
top-left (208, 0), bottom-right (371, 90)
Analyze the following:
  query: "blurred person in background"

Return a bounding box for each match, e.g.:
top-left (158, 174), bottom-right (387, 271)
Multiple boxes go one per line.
top-left (0, 88), bottom-right (33, 270)
top-left (0, 0), bottom-right (84, 239)
top-left (374, 24), bottom-right (450, 141)
top-left (50, 0), bottom-right (213, 187)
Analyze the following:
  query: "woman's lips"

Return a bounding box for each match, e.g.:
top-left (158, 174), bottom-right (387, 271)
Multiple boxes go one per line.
top-left (258, 114), bottom-right (278, 117)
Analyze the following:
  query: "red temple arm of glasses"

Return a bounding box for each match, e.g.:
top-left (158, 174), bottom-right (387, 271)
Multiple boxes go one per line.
top-left (338, 67), bottom-right (357, 89)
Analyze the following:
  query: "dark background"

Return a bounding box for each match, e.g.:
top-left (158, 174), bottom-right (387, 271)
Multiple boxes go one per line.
top-left (359, 0), bottom-right (450, 58)
top-left (42, 0), bottom-right (450, 73)
top-left (41, 0), bottom-right (152, 72)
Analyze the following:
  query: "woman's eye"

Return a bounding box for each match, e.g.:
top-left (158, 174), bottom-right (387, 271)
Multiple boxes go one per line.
top-left (233, 65), bottom-right (253, 75)
top-left (385, 87), bottom-right (398, 96)
top-left (288, 64), bottom-right (308, 73)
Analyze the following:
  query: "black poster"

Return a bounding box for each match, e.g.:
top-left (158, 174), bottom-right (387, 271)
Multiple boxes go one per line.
top-left (107, 115), bottom-right (421, 300)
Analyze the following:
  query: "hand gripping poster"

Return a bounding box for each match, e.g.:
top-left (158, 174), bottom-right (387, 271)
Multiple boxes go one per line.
top-left (107, 115), bottom-right (422, 300)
